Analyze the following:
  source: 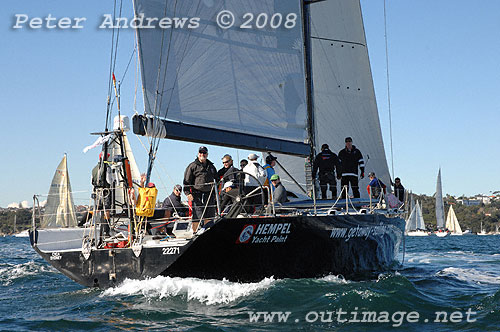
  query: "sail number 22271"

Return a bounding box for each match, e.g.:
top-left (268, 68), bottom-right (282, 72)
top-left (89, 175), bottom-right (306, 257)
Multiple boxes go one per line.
top-left (162, 247), bottom-right (180, 255)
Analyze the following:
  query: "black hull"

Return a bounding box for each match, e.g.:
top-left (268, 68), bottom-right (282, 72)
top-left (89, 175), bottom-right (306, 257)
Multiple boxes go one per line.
top-left (31, 214), bottom-right (404, 287)
top-left (164, 214), bottom-right (404, 281)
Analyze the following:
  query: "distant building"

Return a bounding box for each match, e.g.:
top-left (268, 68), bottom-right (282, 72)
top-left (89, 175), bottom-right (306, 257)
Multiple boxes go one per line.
top-left (457, 199), bottom-right (481, 206)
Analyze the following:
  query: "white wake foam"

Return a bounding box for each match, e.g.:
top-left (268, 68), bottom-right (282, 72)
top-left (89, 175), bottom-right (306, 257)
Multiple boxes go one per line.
top-left (0, 261), bottom-right (53, 285)
top-left (319, 274), bottom-right (349, 284)
top-left (101, 276), bottom-right (275, 305)
top-left (437, 267), bottom-right (500, 285)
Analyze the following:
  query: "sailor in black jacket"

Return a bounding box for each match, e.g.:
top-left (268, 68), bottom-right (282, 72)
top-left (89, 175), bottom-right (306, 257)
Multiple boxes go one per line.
top-left (312, 144), bottom-right (341, 199)
top-left (338, 137), bottom-right (365, 198)
top-left (183, 146), bottom-right (218, 223)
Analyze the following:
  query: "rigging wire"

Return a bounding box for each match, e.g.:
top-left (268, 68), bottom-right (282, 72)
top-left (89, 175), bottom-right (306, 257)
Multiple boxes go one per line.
top-left (104, 0), bottom-right (124, 131)
top-left (384, 0), bottom-right (395, 179)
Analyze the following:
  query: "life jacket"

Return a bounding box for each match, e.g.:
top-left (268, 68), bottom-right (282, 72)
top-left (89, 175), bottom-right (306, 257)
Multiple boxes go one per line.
top-left (136, 187), bottom-right (158, 217)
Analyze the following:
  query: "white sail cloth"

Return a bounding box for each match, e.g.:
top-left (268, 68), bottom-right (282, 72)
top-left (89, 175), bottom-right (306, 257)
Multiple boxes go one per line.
top-left (41, 155), bottom-right (78, 228)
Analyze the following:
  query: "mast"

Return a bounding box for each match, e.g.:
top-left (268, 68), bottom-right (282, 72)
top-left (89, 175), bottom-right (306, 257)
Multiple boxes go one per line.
top-left (302, 0), bottom-right (317, 205)
top-left (302, 1), bottom-right (316, 159)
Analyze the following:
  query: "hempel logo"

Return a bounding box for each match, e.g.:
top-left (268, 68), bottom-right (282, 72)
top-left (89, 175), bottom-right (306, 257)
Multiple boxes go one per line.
top-left (236, 223), bottom-right (291, 244)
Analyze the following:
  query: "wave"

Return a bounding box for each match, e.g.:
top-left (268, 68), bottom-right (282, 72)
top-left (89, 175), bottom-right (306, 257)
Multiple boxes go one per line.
top-left (0, 261), bottom-right (54, 286)
top-left (100, 276), bottom-right (275, 305)
top-left (436, 267), bottom-right (500, 285)
top-left (318, 274), bottom-right (349, 284)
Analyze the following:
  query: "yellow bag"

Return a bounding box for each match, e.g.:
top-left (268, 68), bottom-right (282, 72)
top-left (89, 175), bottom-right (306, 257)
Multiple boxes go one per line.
top-left (136, 187), bottom-right (158, 217)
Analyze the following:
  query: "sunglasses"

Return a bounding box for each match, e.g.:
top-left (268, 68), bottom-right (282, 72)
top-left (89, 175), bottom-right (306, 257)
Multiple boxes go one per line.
top-left (223, 160), bottom-right (231, 164)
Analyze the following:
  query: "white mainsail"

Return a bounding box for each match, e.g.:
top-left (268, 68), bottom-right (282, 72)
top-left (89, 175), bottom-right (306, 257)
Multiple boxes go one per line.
top-left (133, 0), bottom-right (308, 144)
top-left (41, 155), bottom-right (77, 228)
top-left (406, 201), bottom-right (427, 236)
top-left (276, 0), bottom-right (391, 198)
top-left (133, 0), bottom-right (391, 199)
top-left (435, 168), bottom-right (445, 229)
top-left (406, 201), bottom-right (425, 232)
top-left (445, 205), bottom-right (462, 235)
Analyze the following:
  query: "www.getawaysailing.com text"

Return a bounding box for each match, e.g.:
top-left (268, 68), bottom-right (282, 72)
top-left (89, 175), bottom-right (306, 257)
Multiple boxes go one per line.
top-left (248, 308), bottom-right (477, 327)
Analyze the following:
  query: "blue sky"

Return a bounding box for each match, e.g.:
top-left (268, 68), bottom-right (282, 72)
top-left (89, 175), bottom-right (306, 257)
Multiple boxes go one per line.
top-left (1, 0), bottom-right (499, 207)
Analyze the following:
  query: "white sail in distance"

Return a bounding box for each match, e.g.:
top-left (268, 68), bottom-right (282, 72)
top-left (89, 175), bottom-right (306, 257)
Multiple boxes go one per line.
top-left (406, 200), bottom-right (425, 233)
top-left (445, 205), bottom-right (462, 235)
top-left (41, 155), bottom-right (77, 228)
top-left (435, 168), bottom-right (445, 229)
top-left (275, 0), bottom-right (391, 199)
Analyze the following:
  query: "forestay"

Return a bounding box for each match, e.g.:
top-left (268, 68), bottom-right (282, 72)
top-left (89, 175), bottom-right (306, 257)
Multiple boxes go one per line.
top-left (133, 0), bottom-right (308, 154)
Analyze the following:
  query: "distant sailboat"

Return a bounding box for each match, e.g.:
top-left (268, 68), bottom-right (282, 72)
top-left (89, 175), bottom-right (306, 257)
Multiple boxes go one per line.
top-left (445, 205), bottom-right (462, 236)
top-left (406, 201), bottom-right (429, 236)
top-left (13, 212), bottom-right (29, 237)
top-left (434, 168), bottom-right (448, 237)
top-left (478, 221), bottom-right (488, 236)
top-left (41, 154), bottom-right (77, 228)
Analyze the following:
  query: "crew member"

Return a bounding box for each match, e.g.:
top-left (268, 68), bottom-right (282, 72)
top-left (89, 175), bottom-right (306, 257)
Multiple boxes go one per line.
top-left (162, 184), bottom-right (188, 217)
top-left (338, 137), bottom-right (365, 198)
top-left (392, 177), bottom-right (405, 203)
top-left (366, 172), bottom-right (386, 199)
top-left (183, 146), bottom-right (217, 229)
top-left (270, 174), bottom-right (287, 204)
top-left (312, 144), bottom-right (341, 199)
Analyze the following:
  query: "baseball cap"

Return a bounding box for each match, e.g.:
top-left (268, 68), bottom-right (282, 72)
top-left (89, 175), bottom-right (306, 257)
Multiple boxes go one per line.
top-left (199, 146), bottom-right (208, 153)
top-left (248, 153), bottom-right (258, 160)
top-left (266, 155), bottom-right (277, 163)
top-left (174, 184), bottom-right (182, 192)
top-left (345, 137), bottom-right (352, 143)
top-left (270, 174), bottom-right (280, 181)
top-left (321, 143), bottom-right (329, 150)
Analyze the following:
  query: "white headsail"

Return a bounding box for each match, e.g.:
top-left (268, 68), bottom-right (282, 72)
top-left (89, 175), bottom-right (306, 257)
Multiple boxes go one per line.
top-left (445, 205), bottom-right (462, 235)
top-left (41, 155), bottom-right (78, 228)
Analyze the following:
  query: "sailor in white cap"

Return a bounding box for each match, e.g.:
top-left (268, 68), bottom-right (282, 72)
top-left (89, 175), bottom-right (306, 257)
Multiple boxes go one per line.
top-left (242, 153), bottom-right (268, 209)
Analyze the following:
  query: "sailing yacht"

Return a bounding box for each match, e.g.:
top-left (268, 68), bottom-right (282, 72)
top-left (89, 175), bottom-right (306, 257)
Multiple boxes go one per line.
top-left (434, 168), bottom-right (448, 237)
top-left (478, 222), bottom-right (488, 235)
top-left (30, 0), bottom-right (405, 288)
top-left (445, 205), bottom-right (462, 236)
top-left (406, 201), bottom-right (429, 236)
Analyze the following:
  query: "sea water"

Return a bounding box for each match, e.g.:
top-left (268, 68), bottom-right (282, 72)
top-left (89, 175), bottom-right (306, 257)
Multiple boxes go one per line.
top-left (1, 235), bottom-right (499, 331)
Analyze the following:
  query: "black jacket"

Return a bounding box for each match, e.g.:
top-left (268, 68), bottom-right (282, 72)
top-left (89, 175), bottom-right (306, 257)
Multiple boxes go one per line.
top-left (312, 149), bottom-right (341, 177)
top-left (218, 165), bottom-right (239, 186)
top-left (338, 145), bottom-right (365, 176)
top-left (183, 158), bottom-right (217, 194)
top-left (162, 193), bottom-right (187, 216)
top-left (394, 183), bottom-right (405, 202)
